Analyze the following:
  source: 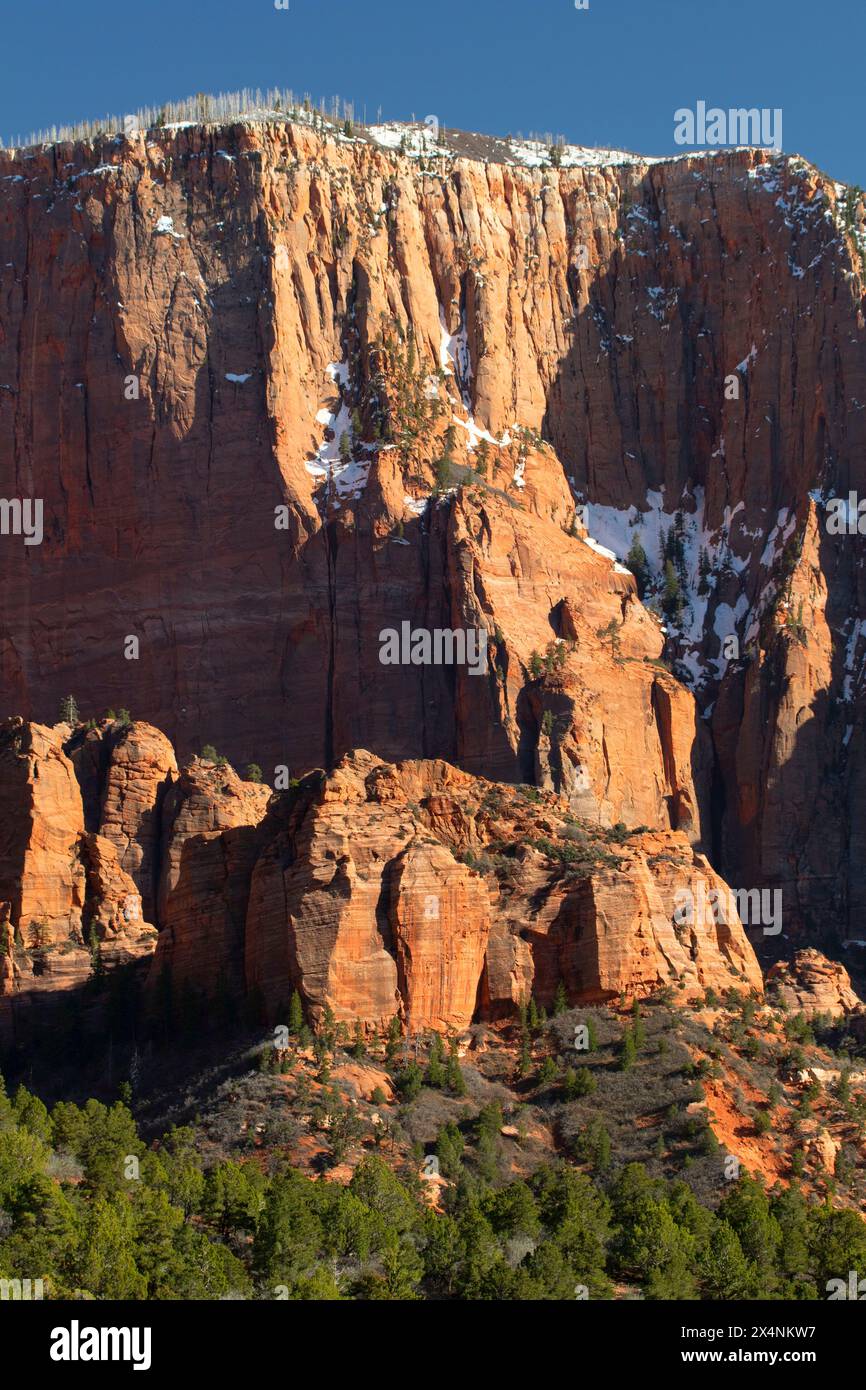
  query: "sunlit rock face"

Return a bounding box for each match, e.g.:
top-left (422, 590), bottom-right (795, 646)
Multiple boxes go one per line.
top-left (0, 121), bottom-right (864, 946)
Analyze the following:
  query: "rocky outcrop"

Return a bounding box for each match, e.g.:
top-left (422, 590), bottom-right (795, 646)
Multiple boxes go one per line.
top-left (97, 723), bottom-right (177, 923)
top-left (157, 757), bottom-right (271, 920)
top-left (243, 749), bottom-right (761, 1030)
top-left (390, 840), bottom-right (491, 1033)
top-left (0, 719), bottom-right (85, 945)
top-left (0, 720), bottom-right (160, 1029)
top-left (766, 949), bottom-right (863, 1019)
top-left (0, 715), bottom-right (764, 1035)
top-left (481, 830), bottom-right (762, 1015)
top-left (245, 752), bottom-right (409, 1027)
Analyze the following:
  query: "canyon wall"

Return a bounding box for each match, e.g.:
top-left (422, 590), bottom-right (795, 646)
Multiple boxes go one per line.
top-left (1, 120), bottom-right (865, 943)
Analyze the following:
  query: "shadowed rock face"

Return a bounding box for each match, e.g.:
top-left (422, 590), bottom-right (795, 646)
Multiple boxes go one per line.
top-left (0, 719), bottom-right (158, 1026)
top-left (1, 120), bottom-right (865, 943)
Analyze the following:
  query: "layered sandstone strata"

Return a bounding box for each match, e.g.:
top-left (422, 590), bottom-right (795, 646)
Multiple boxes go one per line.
top-left (1, 119), bottom-right (863, 941)
top-left (0, 720), bottom-right (159, 1024)
top-left (767, 949), bottom-right (863, 1019)
top-left (0, 719), bottom-right (766, 1035)
top-left (243, 749), bottom-right (762, 1029)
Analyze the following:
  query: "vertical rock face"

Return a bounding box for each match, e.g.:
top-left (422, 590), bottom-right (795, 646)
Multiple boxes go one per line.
top-left (97, 723), bottom-right (178, 923)
top-left (1, 118), bottom-right (863, 949)
top-left (155, 824), bottom-right (264, 1000)
top-left (481, 831), bottom-right (762, 1015)
top-left (157, 758), bottom-right (271, 920)
top-left (0, 719), bottom-right (85, 944)
top-left (0, 721), bottom-right (160, 1029)
top-left (245, 753), bottom-right (407, 1027)
top-left (79, 832), bottom-right (153, 953)
top-left (390, 841), bottom-right (490, 1034)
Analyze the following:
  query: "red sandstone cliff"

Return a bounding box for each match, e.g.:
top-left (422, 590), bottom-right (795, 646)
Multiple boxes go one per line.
top-left (1, 118), bottom-right (865, 947)
top-left (0, 719), bottom-right (762, 1037)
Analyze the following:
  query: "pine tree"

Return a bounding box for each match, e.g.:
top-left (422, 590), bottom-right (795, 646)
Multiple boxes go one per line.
top-left (619, 1027), bottom-right (637, 1071)
top-left (385, 1015), bottom-right (402, 1062)
top-left (446, 1045), bottom-right (467, 1097)
top-left (672, 510), bottom-right (687, 583)
top-left (89, 927), bottom-right (106, 985)
top-left (397, 1059), bottom-right (423, 1101)
top-left (700, 1221), bottom-right (754, 1299)
top-left (626, 534), bottom-right (651, 597)
top-left (596, 619), bottom-right (622, 661)
top-left (434, 455), bottom-right (453, 490)
top-left (288, 990), bottom-right (304, 1035)
top-left (697, 546), bottom-right (712, 596)
top-left (59, 694), bottom-right (80, 725)
top-left (538, 1055), bottom-right (558, 1087)
top-left (425, 1033), bottom-right (446, 1088)
top-left (661, 560), bottom-right (684, 622)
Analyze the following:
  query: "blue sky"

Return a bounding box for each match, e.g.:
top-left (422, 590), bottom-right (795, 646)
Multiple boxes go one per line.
top-left (2, 0), bottom-right (863, 184)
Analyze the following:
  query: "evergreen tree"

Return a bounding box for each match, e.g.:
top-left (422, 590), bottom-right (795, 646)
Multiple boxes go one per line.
top-left (396, 1059), bottom-right (424, 1102)
top-left (425, 1034), bottom-right (446, 1089)
top-left (563, 1066), bottom-right (597, 1100)
top-left (626, 533), bottom-right (651, 597)
top-left (699, 1220), bottom-right (755, 1299)
top-left (350, 1021), bottom-right (366, 1060)
top-left (661, 560), bottom-right (685, 623)
top-left (446, 1045), bottom-right (467, 1098)
top-left (435, 1122), bottom-right (465, 1179)
top-left (288, 990), bottom-right (304, 1036)
top-left (619, 1027), bottom-right (637, 1071)
top-left (385, 1015), bottom-right (402, 1063)
top-left (59, 694), bottom-right (80, 725)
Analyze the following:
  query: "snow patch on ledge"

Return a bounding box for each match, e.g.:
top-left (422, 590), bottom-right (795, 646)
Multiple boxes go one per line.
top-left (305, 360), bottom-right (371, 501)
top-left (153, 214), bottom-right (185, 240)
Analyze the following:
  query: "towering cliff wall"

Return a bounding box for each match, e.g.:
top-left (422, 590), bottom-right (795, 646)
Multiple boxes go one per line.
top-left (1, 119), bottom-right (864, 942)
